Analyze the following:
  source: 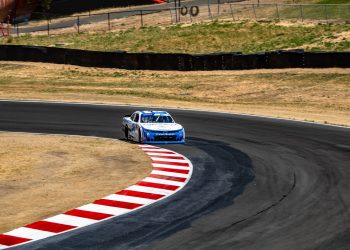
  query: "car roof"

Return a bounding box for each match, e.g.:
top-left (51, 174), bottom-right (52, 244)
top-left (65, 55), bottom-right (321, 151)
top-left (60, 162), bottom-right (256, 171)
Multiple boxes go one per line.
top-left (139, 111), bottom-right (170, 116)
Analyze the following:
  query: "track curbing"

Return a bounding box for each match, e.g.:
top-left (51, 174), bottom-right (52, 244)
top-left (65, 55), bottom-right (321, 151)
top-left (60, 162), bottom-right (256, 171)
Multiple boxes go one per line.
top-left (0, 145), bottom-right (193, 249)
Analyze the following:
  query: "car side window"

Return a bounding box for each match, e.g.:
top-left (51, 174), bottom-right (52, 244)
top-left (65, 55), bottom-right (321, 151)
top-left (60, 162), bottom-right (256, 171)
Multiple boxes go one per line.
top-left (130, 113), bottom-right (136, 121)
top-left (134, 114), bottom-right (139, 123)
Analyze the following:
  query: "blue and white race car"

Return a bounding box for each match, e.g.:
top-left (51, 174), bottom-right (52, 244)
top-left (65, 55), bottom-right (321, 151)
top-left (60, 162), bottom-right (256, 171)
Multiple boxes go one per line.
top-left (122, 111), bottom-right (185, 144)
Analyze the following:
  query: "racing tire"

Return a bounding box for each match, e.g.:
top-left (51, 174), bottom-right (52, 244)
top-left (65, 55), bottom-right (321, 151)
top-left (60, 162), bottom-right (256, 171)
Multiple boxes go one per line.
top-left (124, 126), bottom-right (129, 140)
top-left (138, 129), bottom-right (142, 144)
top-left (180, 6), bottom-right (188, 16)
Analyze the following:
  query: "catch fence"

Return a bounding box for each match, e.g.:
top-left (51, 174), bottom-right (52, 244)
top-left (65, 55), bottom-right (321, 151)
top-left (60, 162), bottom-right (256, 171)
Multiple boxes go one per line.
top-left (4, 2), bottom-right (350, 36)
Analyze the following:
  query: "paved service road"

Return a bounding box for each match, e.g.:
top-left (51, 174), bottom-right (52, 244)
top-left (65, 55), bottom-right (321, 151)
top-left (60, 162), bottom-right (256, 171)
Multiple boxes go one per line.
top-left (0, 101), bottom-right (349, 250)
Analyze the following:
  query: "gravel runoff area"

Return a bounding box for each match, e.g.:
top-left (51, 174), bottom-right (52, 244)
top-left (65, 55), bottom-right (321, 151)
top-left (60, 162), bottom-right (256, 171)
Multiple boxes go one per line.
top-left (0, 132), bottom-right (151, 234)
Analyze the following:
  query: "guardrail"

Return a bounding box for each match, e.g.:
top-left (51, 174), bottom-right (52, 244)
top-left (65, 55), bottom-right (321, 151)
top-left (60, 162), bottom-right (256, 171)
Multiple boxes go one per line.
top-left (0, 45), bottom-right (349, 70)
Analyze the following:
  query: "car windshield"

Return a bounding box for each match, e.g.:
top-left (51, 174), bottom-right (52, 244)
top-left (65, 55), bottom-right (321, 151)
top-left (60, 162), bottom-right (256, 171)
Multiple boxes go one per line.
top-left (141, 114), bottom-right (174, 123)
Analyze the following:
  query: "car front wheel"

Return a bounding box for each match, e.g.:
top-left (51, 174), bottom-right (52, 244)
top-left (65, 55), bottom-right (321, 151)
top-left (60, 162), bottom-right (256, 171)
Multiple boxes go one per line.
top-left (138, 129), bottom-right (142, 143)
top-left (124, 126), bottom-right (129, 140)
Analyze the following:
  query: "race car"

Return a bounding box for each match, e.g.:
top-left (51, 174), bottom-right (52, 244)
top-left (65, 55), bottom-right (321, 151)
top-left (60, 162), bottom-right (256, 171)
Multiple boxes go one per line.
top-left (122, 111), bottom-right (185, 144)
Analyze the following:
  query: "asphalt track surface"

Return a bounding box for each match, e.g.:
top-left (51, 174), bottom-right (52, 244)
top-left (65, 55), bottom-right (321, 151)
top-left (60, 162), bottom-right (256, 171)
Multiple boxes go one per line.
top-left (0, 100), bottom-right (349, 250)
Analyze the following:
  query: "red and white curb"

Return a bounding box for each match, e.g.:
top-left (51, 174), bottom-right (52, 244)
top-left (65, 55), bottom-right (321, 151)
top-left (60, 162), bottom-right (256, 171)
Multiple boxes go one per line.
top-left (0, 145), bottom-right (193, 249)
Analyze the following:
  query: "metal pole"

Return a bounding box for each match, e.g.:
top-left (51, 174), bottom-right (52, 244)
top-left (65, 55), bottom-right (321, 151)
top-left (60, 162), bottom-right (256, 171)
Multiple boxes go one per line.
top-left (229, 4), bottom-right (235, 21)
top-left (178, 0), bottom-right (181, 23)
top-left (324, 5), bottom-right (328, 24)
top-left (275, 4), bottom-right (280, 21)
top-left (108, 13), bottom-right (111, 31)
top-left (300, 5), bottom-right (303, 23)
top-left (16, 23), bottom-right (19, 37)
top-left (47, 15), bottom-right (50, 36)
top-left (174, 0), bottom-right (178, 22)
top-left (217, 0), bottom-right (220, 16)
top-left (252, 4), bottom-right (257, 21)
top-left (140, 10), bottom-right (143, 27)
top-left (208, 0), bottom-right (212, 20)
top-left (77, 16), bottom-right (80, 33)
top-left (169, 9), bottom-right (173, 24)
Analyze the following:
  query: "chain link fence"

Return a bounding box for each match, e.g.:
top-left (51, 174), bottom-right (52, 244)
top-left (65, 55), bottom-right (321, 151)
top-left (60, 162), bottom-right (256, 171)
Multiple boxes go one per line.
top-left (7, 2), bottom-right (350, 36)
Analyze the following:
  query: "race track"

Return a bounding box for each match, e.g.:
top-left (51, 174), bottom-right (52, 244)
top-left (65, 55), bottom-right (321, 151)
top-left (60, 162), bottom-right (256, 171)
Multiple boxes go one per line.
top-left (0, 101), bottom-right (349, 250)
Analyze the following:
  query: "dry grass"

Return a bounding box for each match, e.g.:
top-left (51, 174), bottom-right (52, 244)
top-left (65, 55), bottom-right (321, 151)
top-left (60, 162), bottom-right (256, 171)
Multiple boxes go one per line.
top-left (5, 20), bottom-right (350, 53)
top-left (0, 132), bottom-right (151, 233)
top-left (0, 61), bottom-right (349, 126)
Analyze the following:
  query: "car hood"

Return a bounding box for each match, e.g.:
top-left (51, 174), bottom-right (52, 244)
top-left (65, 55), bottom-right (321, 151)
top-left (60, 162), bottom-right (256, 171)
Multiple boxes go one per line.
top-left (141, 123), bottom-right (183, 132)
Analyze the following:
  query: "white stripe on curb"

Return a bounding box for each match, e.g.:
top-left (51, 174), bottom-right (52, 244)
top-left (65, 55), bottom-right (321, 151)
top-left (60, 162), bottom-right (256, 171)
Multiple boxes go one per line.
top-left (4, 228), bottom-right (56, 240)
top-left (103, 194), bottom-right (155, 205)
top-left (151, 170), bottom-right (189, 178)
top-left (0, 145), bottom-right (193, 248)
top-left (125, 185), bottom-right (173, 196)
top-left (44, 215), bottom-right (96, 227)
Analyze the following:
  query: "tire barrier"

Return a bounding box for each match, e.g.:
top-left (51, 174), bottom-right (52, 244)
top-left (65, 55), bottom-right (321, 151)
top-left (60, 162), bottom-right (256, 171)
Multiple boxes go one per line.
top-left (0, 45), bottom-right (349, 70)
top-left (180, 5), bottom-right (199, 17)
top-left (180, 7), bottom-right (188, 16)
top-left (190, 6), bottom-right (200, 17)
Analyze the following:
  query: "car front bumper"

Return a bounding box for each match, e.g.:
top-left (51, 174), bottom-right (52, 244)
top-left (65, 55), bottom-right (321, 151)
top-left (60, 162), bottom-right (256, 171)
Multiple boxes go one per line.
top-left (142, 129), bottom-right (185, 144)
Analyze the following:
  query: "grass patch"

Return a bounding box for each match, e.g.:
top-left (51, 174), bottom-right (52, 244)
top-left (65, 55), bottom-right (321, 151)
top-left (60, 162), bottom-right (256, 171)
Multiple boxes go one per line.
top-left (1, 21), bottom-right (349, 53)
top-left (316, 0), bottom-right (350, 4)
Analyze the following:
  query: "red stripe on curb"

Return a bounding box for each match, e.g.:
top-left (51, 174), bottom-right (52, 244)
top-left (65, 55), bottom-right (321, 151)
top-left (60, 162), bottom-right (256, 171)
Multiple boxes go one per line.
top-left (64, 209), bottom-right (113, 221)
top-left (0, 234), bottom-right (31, 246)
top-left (93, 199), bottom-right (143, 209)
top-left (153, 167), bottom-right (190, 174)
top-left (137, 181), bottom-right (180, 191)
top-left (151, 155), bottom-right (185, 160)
top-left (116, 190), bottom-right (164, 200)
top-left (149, 174), bottom-right (187, 182)
top-left (152, 160), bottom-right (189, 167)
top-left (25, 221), bottom-right (76, 233)
top-left (143, 150), bottom-right (175, 154)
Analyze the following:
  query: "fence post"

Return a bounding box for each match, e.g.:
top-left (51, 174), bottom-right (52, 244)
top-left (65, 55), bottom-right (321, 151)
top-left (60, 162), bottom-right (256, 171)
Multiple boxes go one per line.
top-left (252, 4), bottom-right (257, 21)
top-left (77, 16), bottom-right (80, 33)
top-left (169, 9), bottom-right (173, 24)
top-left (208, 0), bottom-right (212, 20)
top-left (229, 4), bottom-right (235, 21)
top-left (275, 4), bottom-right (280, 21)
top-left (324, 5), bottom-right (328, 24)
top-left (16, 23), bottom-right (19, 37)
top-left (108, 13), bottom-right (111, 31)
top-left (140, 10), bottom-right (144, 27)
top-left (300, 5), bottom-right (303, 23)
top-left (217, 0), bottom-right (220, 16)
top-left (47, 15), bottom-right (50, 35)
top-left (174, 0), bottom-right (178, 22)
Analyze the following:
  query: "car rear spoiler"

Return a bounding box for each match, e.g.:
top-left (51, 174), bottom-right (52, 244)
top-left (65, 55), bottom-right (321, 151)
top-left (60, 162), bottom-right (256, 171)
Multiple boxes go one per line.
top-left (124, 114), bottom-right (131, 117)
